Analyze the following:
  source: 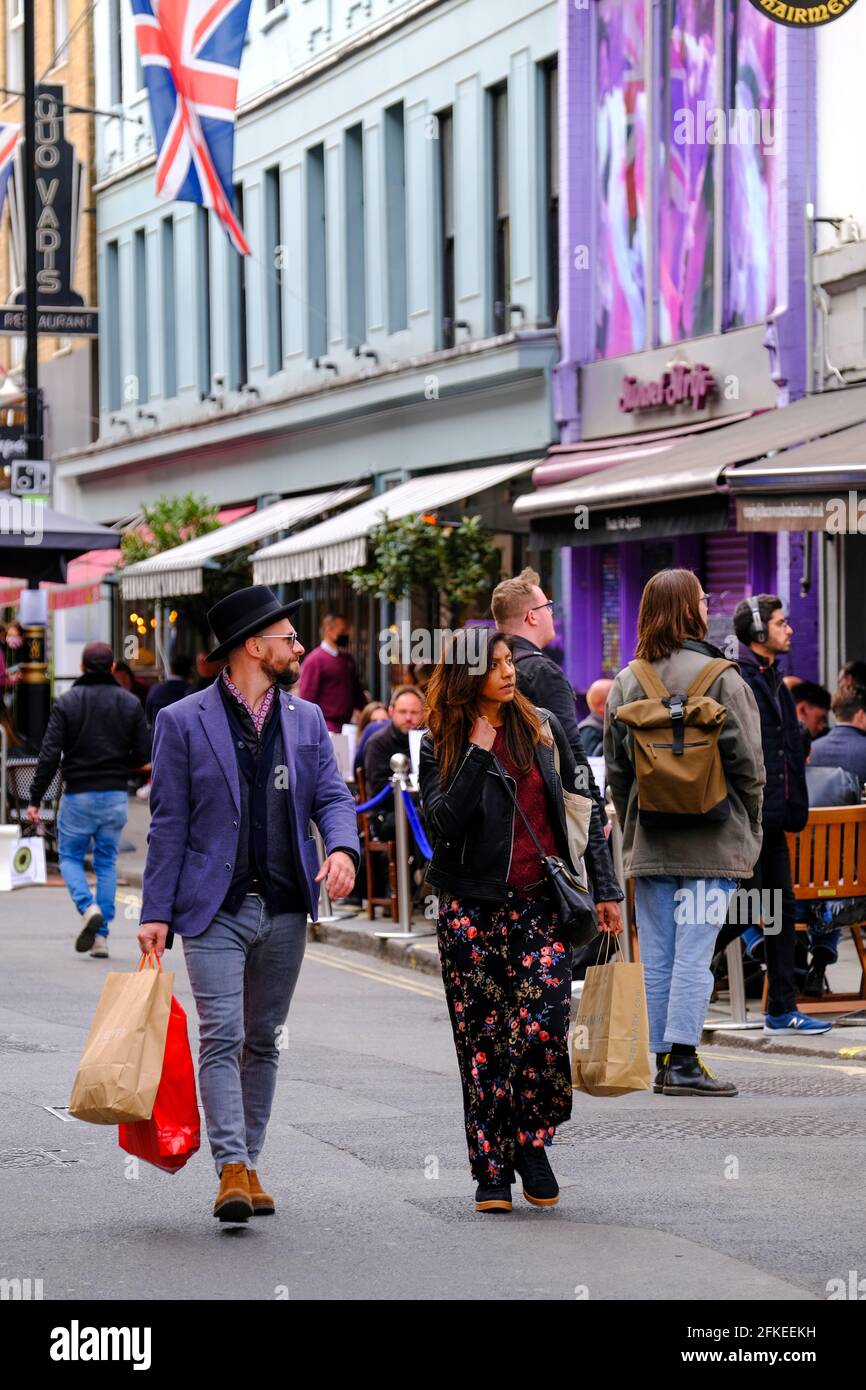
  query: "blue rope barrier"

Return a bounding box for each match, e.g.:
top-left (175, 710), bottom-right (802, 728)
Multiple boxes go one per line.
top-left (401, 787), bottom-right (433, 860)
top-left (354, 782), bottom-right (394, 813)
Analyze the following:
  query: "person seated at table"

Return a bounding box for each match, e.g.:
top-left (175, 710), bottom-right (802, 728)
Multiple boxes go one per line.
top-left (363, 685), bottom-right (426, 838)
top-left (787, 678), bottom-right (831, 758)
top-left (353, 701), bottom-right (390, 775)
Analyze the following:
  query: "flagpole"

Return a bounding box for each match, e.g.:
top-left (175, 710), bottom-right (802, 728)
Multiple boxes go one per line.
top-left (23, 0), bottom-right (42, 467)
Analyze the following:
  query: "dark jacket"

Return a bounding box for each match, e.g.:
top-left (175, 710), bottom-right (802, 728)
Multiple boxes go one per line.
top-left (577, 712), bottom-right (604, 757)
top-left (510, 636), bottom-right (618, 894)
top-left (364, 721), bottom-right (410, 796)
top-left (29, 672), bottom-right (151, 806)
top-left (737, 645), bottom-right (808, 834)
top-left (808, 722), bottom-right (866, 791)
top-left (145, 676), bottom-right (191, 727)
top-left (418, 707), bottom-right (623, 905)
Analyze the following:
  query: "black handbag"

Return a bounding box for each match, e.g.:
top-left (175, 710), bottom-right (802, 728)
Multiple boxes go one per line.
top-left (492, 757), bottom-right (599, 950)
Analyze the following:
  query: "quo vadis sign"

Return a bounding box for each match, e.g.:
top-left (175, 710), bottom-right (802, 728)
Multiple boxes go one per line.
top-left (618, 362), bottom-right (715, 414)
top-left (1, 84), bottom-right (98, 337)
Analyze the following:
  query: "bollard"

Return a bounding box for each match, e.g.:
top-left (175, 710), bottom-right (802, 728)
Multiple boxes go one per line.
top-left (703, 939), bottom-right (763, 1031)
top-left (374, 753), bottom-right (435, 941)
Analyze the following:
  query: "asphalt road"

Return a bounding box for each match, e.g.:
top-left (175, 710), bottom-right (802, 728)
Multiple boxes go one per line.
top-left (1, 887), bottom-right (864, 1302)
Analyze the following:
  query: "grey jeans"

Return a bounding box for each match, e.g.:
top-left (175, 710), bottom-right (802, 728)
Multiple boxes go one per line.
top-left (182, 895), bottom-right (307, 1175)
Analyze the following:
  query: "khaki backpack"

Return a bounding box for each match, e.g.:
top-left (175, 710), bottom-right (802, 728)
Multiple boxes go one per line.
top-left (613, 658), bottom-right (734, 827)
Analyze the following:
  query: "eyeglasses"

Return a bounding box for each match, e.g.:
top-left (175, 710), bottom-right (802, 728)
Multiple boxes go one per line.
top-left (699, 593), bottom-right (715, 609)
top-left (527, 601), bottom-right (554, 616)
top-left (257, 633), bottom-right (300, 650)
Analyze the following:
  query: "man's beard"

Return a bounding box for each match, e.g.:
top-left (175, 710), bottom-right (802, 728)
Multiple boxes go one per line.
top-left (262, 659), bottom-right (299, 689)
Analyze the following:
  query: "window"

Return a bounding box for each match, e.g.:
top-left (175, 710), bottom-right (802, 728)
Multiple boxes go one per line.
top-left (384, 102), bottom-right (407, 334)
top-left (541, 59), bottom-right (559, 327)
top-left (344, 124), bottom-right (366, 350)
top-left (133, 228), bottom-right (149, 402)
top-left (229, 183), bottom-right (248, 389)
top-left (197, 207), bottom-right (212, 396)
top-left (264, 166), bottom-right (283, 374)
top-left (105, 240), bottom-right (121, 411)
top-left (53, 0), bottom-right (69, 64)
top-left (7, 0), bottom-right (24, 91)
top-left (437, 107), bottom-right (455, 349)
top-left (305, 144), bottom-right (327, 359)
top-left (161, 217), bottom-right (177, 398)
top-left (108, 0), bottom-right (124, 105)
top-left (489, 83), bottom-right (510, 335)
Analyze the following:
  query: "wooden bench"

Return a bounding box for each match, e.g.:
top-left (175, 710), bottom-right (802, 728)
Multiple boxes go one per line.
top-left (760, 806), bottom-right (866, 1016)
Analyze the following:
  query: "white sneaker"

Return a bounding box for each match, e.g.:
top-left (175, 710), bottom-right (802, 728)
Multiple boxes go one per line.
top-left (76, 903), bottom-right (104, 953)
top-left (89, 937), bottom-right (109, 958)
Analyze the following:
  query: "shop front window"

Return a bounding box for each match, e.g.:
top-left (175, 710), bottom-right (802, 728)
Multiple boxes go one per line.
top-left (724, 0), bottom-right (777, 328)
top-left (595, 0), bottom-right (647, 359)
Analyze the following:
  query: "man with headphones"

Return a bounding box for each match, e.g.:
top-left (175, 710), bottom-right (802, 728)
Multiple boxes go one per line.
top-left (713, 594), bottom-right (832, 1035)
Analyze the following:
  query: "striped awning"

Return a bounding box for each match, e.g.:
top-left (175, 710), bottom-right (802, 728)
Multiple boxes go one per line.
top-left (120, 485), bottom-right (368, 600)
top-left (252, 460), bottom-right (538, 585)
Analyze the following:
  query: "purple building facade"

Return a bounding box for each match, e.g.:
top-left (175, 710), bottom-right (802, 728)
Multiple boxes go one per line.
top-left (536, 0), bottom-right (820, 697)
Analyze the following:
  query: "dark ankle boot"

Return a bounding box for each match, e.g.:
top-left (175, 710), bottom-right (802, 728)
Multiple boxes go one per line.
top-left (513, 1143), bottom-right (559, 1206)
top-left (662, 1053), bottom-right (738, 1097)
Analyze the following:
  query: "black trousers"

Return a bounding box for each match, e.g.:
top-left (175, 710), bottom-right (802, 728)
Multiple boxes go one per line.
top-left (436, 885), bottom-right (573, 1185)
top-left (714, 829), bottom-right (797, 1016)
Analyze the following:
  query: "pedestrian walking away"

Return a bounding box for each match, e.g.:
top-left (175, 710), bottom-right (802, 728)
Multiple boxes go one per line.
top-left (419, 627), bottom-right (623, 1214)
top-left (605, 570), bottom-right (766, 1097)
top-left (27, 641), bottom-right (151, 958)
top-left (138, 585), bottom-right (360, 1224)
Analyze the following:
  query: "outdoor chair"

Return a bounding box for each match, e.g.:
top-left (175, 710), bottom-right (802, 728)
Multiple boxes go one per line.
top-left (355, 766), bottom-right (399, 922)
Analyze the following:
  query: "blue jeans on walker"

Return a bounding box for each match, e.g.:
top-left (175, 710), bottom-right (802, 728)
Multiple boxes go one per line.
top-left (57, 790), bottom-right (128, 934)
top-left (182, 895), bottom-right (308, 1175)
top-left (634, 875), bottom-right (736, 1054)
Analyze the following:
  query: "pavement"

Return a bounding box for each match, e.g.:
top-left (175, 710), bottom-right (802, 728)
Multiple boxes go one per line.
top-left (115, 794), bottom-right (866, 1064)
top-left (2, 863), bottom-right (866, 1301)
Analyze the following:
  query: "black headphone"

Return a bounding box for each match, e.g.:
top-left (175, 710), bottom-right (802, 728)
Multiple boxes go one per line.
top-left (748, 596), bottom-right (767, 644)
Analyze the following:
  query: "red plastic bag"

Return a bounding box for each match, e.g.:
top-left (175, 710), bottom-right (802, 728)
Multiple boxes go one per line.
top-left (118, 994), bottom-right (200, 1173)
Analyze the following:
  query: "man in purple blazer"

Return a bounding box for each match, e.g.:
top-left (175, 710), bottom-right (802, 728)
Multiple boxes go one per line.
top-left (138, 585), bottom-right (360, 1223)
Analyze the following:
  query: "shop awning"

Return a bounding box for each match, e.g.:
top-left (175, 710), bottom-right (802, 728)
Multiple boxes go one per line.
top-left (120, 485), bottom-right (368, 600)
top-left (727, 418), bottom-right (866, 491)
top-left (514, 383), bottom-right (866, 522)
top-left (252, 460), bottom-right (539, 585)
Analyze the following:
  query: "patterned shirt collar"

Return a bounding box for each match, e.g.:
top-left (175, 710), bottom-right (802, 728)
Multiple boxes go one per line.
top-left (221, 667), bottom-right (276, 737)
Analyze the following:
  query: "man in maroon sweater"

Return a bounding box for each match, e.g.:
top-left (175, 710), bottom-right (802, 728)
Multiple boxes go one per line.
top-left (298, 613), bottom-right (369, 732)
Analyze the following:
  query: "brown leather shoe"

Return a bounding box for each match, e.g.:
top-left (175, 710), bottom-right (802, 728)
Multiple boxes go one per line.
top-left (246, 1168), bottom-right (275, 1215)
top-left (213, 1163), bottom-right (253, 1222)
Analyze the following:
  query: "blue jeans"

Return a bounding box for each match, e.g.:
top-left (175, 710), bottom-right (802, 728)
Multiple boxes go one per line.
top-left (634, 876), bottom-right (736, 1054)
top-left (182, 896), bottom-right (308, 1175)
top-left (57, 790), bottom-right (128, 934)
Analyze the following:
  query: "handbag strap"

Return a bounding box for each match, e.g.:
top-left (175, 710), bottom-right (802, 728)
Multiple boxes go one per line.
top-left (491, 754), bottom-right (550, 867)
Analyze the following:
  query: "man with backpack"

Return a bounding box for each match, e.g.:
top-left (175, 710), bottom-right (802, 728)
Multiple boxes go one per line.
top-left (27, 642), bottom-right (151, 957)
top-left (604, 570), bottom-right (765, 1096)
top-left (713, 596), bottom-right (832, 1036)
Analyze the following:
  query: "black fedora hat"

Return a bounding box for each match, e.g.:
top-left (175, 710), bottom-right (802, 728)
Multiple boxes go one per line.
top-left (206, 585), bottom-right (303, 664)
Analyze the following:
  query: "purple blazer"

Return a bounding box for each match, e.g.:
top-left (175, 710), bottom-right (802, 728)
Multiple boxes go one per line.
top-left (141, 680), bottom-right (360, 937)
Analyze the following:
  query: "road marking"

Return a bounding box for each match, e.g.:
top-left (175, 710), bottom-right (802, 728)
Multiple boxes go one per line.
top-left (707, 1049), bottom-right (866, 1077)
top-left (305, 948), bottom-right (443, 1000)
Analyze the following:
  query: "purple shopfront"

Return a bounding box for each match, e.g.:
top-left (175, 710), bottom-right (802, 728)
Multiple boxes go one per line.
top-left (516, 0), bottom-right (822, 698)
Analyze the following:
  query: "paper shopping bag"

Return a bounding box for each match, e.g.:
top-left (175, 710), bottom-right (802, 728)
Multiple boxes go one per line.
top-left (572, 957), bottom-right (651, 1096)
top-left (69, 952), bottom-right (173, 1124)
top-left (119, 995), bottom-right (200, 1172)
top-left (10, 835), bottom-right (47, 887)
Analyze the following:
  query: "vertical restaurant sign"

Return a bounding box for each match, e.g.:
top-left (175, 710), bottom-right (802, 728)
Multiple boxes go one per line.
top-left (0, 85), bottom-right (99, 337)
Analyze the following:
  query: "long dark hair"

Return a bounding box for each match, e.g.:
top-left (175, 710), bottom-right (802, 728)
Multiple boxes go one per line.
top-left (424, 628), bottom-right (547, 785)
top-left (634, 569), bottom-right (707, 662)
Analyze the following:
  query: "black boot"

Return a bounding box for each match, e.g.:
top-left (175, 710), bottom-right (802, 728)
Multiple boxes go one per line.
top-left (662, 1053), bottom-right (738, 1097)
top-left (513, 1143), bottom-right (559, 1207)
top-left (803, 948), bottom-right (833, 999)
top-left (474, 1182), bottom-right (512, 1213)
top-left (653, 1052), bottom-right (670, 1094)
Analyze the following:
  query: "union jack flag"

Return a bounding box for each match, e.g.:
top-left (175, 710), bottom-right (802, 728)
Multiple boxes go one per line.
top-left (130, 0), bottom-right (252, 254)
top-left (0, 122), bottom-right (20, 223)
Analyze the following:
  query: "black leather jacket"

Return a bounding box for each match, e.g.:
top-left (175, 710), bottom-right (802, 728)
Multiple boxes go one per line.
top-left (29, 672), bottom-right (151, 805)
top-left (418, 707), bottom-right (623, 904)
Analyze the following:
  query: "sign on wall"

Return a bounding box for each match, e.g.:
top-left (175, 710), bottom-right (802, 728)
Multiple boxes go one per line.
top-left (0, 85), bottom-right (98, 338)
